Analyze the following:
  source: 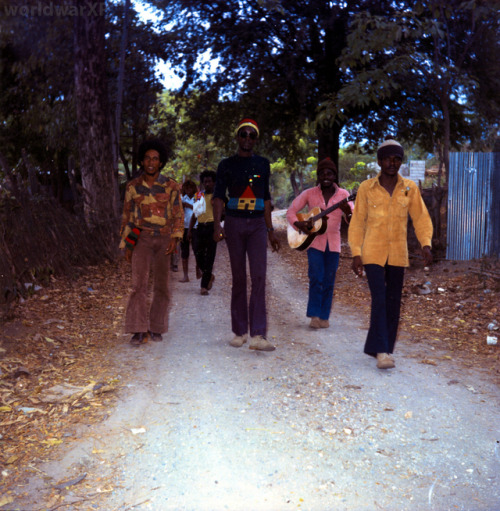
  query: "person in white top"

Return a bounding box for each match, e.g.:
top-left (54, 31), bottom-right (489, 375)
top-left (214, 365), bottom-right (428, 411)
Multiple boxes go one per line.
top-left (179, 180), bottom-right (198, 282)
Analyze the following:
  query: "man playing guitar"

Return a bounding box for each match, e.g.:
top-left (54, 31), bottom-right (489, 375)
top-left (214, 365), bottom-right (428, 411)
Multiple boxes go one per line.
top-left (286, 158), bottom-right (353, 329)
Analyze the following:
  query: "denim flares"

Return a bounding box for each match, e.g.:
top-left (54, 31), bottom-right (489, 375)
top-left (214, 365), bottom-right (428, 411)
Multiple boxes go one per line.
top-left (306, 246), bottom-right (340, 320)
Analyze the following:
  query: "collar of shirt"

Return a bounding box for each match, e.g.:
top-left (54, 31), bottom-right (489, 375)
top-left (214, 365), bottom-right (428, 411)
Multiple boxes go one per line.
top-left (369, 172), bottom-right (404, 190)
top-left (313, 183), bottom-right (341, 205)
top-left (140, 174), bottom-right (169, 187)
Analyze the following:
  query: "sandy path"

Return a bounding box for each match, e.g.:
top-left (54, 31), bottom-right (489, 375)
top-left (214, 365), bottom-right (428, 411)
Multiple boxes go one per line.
top-left (12, 237), bottom-right (500, 511)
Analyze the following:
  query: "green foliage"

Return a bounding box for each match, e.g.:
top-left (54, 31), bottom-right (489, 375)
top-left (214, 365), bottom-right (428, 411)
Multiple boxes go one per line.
top-left (2, 0), bottom-right (498, 210)
top-left (0, 7), bottom-right (77, 190)
top-left (149, 0), bottom-right (402, 163)
top-left (332, 0), bottom-right (500, 179)
top-left (0, 1), bottom-right (170, 187)
top-left (338, 145), bottom-right (374, 189)
top-left (152, 91), bottom-right (228, 184)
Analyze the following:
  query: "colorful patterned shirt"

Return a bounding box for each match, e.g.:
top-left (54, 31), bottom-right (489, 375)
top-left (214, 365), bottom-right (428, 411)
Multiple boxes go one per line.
top-left (119, 173), bottom-right (184, 248)
top-left (214, 154), bottom-right (272, 218)
top-left (348, 173), bottom-right (433, 267)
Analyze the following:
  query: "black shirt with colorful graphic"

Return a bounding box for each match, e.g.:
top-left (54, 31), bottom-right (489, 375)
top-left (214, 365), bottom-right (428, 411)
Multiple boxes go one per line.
top-left (214, 154), bottom-right (272, 218)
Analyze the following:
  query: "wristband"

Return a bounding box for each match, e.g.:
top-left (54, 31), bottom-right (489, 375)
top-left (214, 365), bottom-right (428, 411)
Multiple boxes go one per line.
top-left (124, 227), bottom-right (142, 250)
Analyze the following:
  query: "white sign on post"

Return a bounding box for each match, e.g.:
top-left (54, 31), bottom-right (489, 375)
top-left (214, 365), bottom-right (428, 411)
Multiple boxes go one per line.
top-left (408, 160), bottom-right (426, 184)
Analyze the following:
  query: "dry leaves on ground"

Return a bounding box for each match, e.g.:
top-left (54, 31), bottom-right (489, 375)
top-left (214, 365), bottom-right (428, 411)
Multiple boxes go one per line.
top-left (0, 261), bottom-right (131, 493)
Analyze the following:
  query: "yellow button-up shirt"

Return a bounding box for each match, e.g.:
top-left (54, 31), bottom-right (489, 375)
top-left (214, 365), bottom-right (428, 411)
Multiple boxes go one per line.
top-left (348, 173), bottom-right (433, 267)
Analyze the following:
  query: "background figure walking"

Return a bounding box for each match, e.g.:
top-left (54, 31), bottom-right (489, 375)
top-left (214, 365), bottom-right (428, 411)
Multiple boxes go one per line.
top-left (190, 170), bottom-right (217, 296)
top-left (179, 179), bottom-right (198, 283)
top-left (348, 137), bottom-right (433, 369)
top-left (287, 157), bottom-right (353, 329)
top-left (213, 118), bottom-right (280, 351)
top-left (119, 139), bottom-right (184, 346)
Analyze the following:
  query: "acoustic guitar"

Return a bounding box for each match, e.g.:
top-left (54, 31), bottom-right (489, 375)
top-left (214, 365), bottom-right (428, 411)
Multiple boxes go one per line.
top-left (287, 193), bottom-right (357, 251)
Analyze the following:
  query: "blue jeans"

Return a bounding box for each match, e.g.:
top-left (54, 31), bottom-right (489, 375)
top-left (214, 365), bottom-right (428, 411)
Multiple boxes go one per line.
top-left (306, 247), bottom-right (340, 320)
top-left (364, 264), bottom-right (405, 356)
top-left (224, 215), bottom-right (267, 337)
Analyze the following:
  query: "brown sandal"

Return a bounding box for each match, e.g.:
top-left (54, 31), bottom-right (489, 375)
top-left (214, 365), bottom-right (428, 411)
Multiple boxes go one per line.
top-left (130, 332), bottom-right (148, 346)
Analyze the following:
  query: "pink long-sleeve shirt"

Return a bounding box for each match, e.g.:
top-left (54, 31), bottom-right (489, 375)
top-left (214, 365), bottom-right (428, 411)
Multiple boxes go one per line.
top-left (286, 185), bottom-right (352, 252)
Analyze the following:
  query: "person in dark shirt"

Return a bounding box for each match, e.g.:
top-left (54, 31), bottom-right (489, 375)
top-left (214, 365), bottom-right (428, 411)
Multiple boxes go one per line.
top-left (190, 170), bottom-right (218, 295)
top-left (213, 118), bottom-right (280, 351)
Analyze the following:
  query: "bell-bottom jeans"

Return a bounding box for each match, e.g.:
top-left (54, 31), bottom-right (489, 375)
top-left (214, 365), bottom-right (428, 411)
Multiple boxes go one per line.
top-left (306, 246), bottom-right (340, 320)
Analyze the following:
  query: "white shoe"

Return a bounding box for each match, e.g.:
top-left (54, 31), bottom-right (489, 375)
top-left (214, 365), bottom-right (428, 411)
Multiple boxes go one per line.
top-left (376, 353), bottom-right (395, 369)
top-left (229, 335), bottom-right (247, 348)
top-left (249, 335), bottom-right (276, 351)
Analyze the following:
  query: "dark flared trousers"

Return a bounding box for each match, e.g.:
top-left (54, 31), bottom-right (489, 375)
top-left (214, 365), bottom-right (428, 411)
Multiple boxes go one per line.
top-left (193, 222), bottom-right (217, 289)
top-left (124, 233), bottom-right (171, 334)
top-left (363, 264), bottom-right (405, 357)
top-left (224, 215), bottom-right (267, 337)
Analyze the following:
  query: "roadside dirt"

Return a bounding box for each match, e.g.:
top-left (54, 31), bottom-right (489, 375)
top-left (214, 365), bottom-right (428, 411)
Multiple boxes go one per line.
top-left (0, 214), bottom-right (499, 510)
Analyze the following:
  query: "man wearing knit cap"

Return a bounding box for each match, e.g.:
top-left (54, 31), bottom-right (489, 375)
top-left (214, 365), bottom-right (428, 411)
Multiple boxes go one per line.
top-left (348, 137), bottom-right (433, 369)
top-left (287, 157), bottom-right (353, 329)
top-left (213, 118), bottom-right (280, 351)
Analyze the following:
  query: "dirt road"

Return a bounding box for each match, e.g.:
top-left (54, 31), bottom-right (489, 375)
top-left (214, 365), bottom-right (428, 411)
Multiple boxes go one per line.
top-left (10, 234), bottom-right (500, 510)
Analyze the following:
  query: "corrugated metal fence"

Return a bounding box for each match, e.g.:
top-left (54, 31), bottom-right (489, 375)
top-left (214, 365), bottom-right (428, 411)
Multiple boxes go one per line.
top-left (446, 152), bottom-right (500, 260)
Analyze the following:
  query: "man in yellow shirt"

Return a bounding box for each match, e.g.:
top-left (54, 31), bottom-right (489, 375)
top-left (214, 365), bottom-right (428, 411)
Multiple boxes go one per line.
top-left (348, 137), bottom-right (433, 369)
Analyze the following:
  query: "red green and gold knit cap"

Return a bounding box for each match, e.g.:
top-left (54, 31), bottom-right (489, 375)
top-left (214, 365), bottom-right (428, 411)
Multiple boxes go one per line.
top-left (236, 118), bottom-right (259, 137)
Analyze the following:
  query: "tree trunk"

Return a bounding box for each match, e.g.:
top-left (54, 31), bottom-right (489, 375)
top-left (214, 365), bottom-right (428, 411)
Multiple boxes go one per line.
top-left (289, 171), bottom-right (300, 198)
top-left (0, 151), bottom-right (20, 199)
top-left (21, 149), bottom-right (39, 196)
top-left (317, 122), bottom-right (341, 169)
top-left (440, 92), bottom-right (451, 185)
top-left (73, 0), bottom-right (119, 249)
top-left (132, 130), bottom-right (138, 178)
top-left (115, 0), bottom-right (130, 167)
